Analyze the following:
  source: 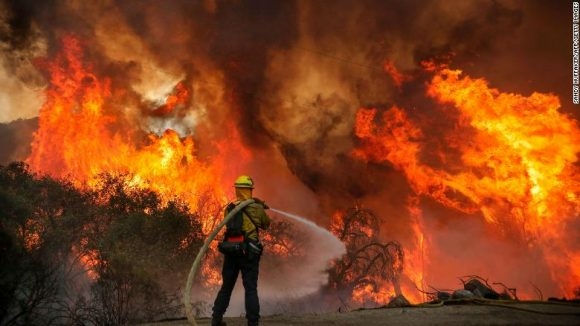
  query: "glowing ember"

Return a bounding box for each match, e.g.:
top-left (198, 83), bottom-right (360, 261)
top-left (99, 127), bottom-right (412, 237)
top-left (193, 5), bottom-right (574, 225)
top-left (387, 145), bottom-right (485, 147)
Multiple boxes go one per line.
top-left (383, 60), bottom-right (409, 90)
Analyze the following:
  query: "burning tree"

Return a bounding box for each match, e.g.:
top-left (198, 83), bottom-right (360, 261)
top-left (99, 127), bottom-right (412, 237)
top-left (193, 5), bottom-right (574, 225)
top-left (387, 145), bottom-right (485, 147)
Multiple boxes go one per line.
top-left (80, 173), bottom-right (205, 324)
top-left (328, 206), bottom-right (404, 306)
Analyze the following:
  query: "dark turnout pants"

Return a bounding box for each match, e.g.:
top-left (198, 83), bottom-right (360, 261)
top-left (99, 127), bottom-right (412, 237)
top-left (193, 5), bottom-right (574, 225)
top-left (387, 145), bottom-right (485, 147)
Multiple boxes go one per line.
top-left (212, 252), bottom-right (260, 324)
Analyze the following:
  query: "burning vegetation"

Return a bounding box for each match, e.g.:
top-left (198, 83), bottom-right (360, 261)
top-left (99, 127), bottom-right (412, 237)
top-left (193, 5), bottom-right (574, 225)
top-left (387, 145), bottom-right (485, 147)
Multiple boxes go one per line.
top-left (328, 207), bottom-right (405, 304)
top-left (0, 163), bottom-right (204, 324)
top-left (0, 0), bottom-right (579, 324)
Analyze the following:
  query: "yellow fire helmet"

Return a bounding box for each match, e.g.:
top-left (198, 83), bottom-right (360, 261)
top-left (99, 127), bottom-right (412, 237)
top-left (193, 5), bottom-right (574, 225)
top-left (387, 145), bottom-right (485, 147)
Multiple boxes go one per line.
top-left (234, 175), bottom-right (254, 189)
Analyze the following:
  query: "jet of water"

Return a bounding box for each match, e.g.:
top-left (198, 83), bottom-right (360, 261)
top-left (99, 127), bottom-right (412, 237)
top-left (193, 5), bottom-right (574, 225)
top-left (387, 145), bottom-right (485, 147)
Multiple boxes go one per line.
top-left (270, 207), bottom-right (346, 259)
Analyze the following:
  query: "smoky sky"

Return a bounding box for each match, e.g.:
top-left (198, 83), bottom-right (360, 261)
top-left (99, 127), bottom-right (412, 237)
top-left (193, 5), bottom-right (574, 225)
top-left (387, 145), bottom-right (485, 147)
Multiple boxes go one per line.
top-left (0, 0), bottom-right (574, 205)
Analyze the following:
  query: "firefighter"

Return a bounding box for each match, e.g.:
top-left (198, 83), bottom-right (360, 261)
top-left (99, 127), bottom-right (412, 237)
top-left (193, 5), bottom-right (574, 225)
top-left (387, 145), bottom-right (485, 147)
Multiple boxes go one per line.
top-left (211, 175), bottom-right (271, 326)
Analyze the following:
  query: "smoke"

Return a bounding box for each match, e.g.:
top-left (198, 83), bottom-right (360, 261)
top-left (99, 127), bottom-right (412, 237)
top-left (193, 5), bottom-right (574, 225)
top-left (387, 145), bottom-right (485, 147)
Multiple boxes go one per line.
top-left (1, 0), bottom-right (567, 144)
top-left (0, 118), bottom-right (37, 163)
top-left (256, 0), bottom-right (530, 208)
top-left (0, 0), bottom-right (577, 304)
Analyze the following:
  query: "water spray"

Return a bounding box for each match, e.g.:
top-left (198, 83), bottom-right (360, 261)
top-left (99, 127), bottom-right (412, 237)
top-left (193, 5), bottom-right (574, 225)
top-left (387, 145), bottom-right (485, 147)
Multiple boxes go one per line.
top-left (183, 203), bottom-right (345, 326)
top-left (269, 208), bottom-right (345, 253)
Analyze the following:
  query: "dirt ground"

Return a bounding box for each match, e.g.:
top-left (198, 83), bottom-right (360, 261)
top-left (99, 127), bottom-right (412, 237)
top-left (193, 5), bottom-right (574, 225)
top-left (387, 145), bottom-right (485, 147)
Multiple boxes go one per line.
top-left (141, 300), bottom-right (580, 326)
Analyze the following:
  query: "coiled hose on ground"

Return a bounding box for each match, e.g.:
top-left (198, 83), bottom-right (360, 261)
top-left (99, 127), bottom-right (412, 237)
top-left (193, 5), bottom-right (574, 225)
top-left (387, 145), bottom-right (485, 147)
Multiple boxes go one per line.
top-left (412, 298), bottom-right (580, 315)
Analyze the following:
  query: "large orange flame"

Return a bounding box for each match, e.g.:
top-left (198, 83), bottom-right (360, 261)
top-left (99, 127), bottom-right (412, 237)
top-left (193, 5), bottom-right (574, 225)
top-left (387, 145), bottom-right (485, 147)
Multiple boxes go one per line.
top-left (26, 36), bottom-right (249, 227)
top-left (25, 35), bottom-right (260, 292)
top-left (353, 63), bottom-right (580, 297)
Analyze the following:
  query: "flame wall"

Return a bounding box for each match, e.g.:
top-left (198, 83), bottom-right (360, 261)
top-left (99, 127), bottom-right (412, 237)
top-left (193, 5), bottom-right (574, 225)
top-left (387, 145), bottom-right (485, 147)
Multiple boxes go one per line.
top-left (0, 0), bottom-right (578, 300)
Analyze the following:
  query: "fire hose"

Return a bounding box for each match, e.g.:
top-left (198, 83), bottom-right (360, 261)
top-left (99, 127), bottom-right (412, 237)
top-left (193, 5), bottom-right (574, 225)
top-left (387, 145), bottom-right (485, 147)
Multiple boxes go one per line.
top-left (183, 198), bottom-right (255, 326)
top-left (414, 298), bottom-right (580, 315)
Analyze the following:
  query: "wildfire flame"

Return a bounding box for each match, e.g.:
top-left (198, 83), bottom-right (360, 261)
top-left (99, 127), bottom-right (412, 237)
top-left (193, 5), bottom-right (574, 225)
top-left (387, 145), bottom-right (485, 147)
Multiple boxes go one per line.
top-left (353, 62), bottom-right (580, 297)
top-left (21, 32), bottom-right (580, 306)
top-left (26, 36), bottom-right (244, 223)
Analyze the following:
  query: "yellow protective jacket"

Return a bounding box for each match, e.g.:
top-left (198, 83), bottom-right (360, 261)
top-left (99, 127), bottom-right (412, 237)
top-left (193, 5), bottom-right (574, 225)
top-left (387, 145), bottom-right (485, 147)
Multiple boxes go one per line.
top-left (226, 198), bottom-right (270, 242)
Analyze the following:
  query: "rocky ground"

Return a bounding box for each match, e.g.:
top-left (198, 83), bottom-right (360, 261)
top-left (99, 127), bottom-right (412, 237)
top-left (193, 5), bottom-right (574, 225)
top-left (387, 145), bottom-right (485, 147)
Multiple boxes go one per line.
top-left (141, 300), bottom-right (580, 326)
